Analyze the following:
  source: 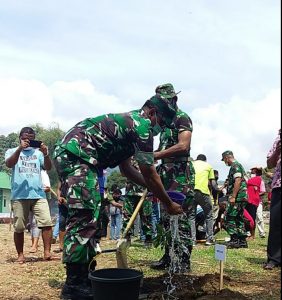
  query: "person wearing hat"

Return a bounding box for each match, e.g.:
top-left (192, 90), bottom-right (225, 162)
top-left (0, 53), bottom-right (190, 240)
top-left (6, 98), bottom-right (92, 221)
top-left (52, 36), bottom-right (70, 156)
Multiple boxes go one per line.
top-left (250, 166), bottom-right (266, 239)
top-left (53, 93), bottom-right (183, 300)
top-left (221, 150), bottom-right (248, 249)
top-left (150, 83), bottom-right (195, 273)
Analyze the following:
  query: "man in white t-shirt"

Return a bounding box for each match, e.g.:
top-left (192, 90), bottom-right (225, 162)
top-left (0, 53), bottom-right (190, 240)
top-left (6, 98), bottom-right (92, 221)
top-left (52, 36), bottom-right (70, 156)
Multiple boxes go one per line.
top-left (5, 127), bottom-right (53, 263)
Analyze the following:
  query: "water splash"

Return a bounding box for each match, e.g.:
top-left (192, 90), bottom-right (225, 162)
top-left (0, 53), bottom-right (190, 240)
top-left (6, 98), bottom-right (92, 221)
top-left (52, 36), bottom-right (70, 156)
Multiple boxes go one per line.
top-left (164, 215), bottom-right (181, 296)
top-left (163, 214), bottom-right (193, 299)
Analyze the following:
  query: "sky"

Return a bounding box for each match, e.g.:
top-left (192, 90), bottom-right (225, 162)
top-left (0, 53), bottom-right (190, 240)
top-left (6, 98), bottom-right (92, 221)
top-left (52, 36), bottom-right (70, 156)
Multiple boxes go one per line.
top-left (0, 0), bottom-right (281, 180)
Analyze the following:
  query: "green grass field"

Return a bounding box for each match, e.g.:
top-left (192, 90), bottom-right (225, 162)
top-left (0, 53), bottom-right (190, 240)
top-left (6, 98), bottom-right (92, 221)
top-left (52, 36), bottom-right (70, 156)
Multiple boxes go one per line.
top-left (124, 225), bottom-right (281, 299)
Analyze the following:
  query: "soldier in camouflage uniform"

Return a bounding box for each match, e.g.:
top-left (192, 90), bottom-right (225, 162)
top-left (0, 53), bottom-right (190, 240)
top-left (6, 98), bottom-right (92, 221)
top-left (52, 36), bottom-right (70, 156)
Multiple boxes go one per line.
top-left (122, 158), bottom-right (153, 245)
top-left (53, 94), bottom-right (183, 300)
top-left (150, 83), bottom-right (195, 273)
top-left (221, 150), bottom-right (248, 249)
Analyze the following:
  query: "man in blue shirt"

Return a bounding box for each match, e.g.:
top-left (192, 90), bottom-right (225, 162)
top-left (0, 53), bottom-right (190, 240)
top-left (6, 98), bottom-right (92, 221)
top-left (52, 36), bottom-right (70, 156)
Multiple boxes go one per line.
top-left (5, 127), bottom-right (53, 264)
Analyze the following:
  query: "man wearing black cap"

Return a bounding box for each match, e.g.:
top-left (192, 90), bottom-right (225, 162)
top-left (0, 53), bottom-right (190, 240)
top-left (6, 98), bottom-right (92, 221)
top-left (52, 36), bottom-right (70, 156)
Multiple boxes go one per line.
top-left (221, 150), bottom-right (248, 249)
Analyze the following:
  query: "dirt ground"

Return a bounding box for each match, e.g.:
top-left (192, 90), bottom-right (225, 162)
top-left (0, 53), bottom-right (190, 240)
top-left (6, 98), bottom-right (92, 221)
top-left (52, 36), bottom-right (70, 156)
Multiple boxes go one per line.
top-left (0, 224), bottom-right (280, 300)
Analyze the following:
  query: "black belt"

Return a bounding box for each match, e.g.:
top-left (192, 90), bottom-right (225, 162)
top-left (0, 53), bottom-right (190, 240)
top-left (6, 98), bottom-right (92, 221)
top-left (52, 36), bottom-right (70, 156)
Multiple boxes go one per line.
top-left (162, 157), bottom-right (189, 163)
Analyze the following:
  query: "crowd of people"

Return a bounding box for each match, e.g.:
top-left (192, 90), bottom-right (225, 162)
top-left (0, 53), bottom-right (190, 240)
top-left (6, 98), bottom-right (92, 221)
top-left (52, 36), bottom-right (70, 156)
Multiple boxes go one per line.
top-left (4, 83), bottom-right (280, 300)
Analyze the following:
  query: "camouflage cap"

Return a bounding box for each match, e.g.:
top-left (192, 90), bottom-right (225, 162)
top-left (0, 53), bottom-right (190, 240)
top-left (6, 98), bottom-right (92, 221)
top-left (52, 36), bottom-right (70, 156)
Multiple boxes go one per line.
top-left (221, 150), bottom-right (233, 161)
top-left (147, 94), bottom-right (177, 128)
top-left (155, 83), bottom-right (181, 99)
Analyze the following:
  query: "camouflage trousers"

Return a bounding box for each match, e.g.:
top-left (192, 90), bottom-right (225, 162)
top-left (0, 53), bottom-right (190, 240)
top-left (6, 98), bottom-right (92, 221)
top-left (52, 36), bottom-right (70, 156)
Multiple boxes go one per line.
top-left (122, 195), bottom-right (153, 240)
top-left (224, 201), bottom-right (247, 238)
top-left (157, 161), bottom-right (195, 249)
top-left (54, 147), bottom-right (102, 264)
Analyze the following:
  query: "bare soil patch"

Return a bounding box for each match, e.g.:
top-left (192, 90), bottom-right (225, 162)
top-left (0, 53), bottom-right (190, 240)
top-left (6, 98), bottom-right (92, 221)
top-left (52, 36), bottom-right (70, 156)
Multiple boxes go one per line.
top-left (141, 274), bottom-right (249, 299)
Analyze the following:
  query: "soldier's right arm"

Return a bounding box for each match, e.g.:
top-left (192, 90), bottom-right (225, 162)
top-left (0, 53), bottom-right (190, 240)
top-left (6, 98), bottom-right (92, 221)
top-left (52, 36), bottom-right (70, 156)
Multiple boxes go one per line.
top-left (119, 158), bottom-right (182, 215)
top-left (154, 130), bottom-right (191, 160)
top-left (138, 163), bottom-right (183, 215)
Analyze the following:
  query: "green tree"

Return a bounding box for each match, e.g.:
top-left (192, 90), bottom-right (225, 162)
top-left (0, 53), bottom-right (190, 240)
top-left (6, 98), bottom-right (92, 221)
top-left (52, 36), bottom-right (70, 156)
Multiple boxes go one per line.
top-left (0, 133), bottom-right (18, 174)
top-left (106, 170), bottom-right (127, 191)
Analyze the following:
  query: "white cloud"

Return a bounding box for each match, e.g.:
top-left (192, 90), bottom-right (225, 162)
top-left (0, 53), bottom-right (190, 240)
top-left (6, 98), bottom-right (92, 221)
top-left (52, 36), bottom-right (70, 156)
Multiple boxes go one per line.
top-left (49, 80), bottom-right (132, 130)
top-left (0, 78), bottom-right (132, 135)
top-left (190, 88), bottom-right (281, 179)
top-left (0, 77), bottom-right (280, 181)
top-left (0, 0), bottom-right (280, 104)
top-left (0, 78), bottom-right (53, 134)
top-left (0, 1), bottom-right (280, 181)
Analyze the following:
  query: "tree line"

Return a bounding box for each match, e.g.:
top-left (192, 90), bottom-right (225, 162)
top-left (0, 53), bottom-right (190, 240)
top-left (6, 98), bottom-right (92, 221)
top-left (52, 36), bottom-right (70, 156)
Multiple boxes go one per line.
top-left (1, 124), bottom-right (272, 199)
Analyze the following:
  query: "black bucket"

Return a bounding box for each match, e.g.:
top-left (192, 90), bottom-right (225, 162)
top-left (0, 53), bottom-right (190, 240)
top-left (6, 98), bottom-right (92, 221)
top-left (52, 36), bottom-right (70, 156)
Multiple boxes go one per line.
top-left (89, 268), bottom-right (143, 300)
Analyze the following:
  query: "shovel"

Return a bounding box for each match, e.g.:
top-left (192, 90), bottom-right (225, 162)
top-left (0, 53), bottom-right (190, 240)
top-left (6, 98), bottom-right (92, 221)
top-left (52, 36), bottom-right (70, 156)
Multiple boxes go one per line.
top-left (90, 189), bottom-right (148, 269)
top-left (116, 189), bottom-right (148, 268)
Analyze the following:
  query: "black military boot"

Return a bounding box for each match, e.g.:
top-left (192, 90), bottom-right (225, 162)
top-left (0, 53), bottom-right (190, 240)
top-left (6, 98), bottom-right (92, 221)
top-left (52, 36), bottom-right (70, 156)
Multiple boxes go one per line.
top-left (60, 263), bottom-right (93, 300)
top-left (226, 235), bottom-right (240, 249)
top-left (150, 248), bottom-right (171, 270)
top-left (81, 262), bottom-right (95, 288)
top-left (238, 236), bottom-right (248, 248)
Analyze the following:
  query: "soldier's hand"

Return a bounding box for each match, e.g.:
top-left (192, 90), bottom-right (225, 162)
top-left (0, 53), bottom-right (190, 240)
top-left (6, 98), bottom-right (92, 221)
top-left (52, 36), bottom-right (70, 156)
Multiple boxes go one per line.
top-left (165, 201), bottom-right (183, 215)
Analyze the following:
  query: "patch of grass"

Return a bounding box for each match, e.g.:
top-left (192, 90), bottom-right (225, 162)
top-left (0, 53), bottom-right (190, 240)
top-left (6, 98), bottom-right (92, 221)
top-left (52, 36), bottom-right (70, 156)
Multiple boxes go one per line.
top-left (48, 279), bottom-right (63, 289)
top-left (131, 229), bottom-right (267, 277)
top-left (126, 226), bottom-right (280, 299)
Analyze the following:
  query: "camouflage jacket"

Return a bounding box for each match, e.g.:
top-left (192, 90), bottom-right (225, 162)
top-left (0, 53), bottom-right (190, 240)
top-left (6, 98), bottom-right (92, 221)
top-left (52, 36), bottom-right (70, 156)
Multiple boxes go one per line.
top-left (54, 110), bottom-right (155, 168)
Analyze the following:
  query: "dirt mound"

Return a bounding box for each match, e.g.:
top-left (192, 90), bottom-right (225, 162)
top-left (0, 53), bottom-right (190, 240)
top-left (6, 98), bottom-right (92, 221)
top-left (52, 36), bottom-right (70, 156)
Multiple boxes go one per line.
top-left (141, 273), bottom-right (248, 300)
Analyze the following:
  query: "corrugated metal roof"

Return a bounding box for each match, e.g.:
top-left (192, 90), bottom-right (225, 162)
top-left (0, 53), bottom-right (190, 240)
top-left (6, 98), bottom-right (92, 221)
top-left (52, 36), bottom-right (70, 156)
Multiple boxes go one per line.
top-left (0, 172), bottom-right (11, 189)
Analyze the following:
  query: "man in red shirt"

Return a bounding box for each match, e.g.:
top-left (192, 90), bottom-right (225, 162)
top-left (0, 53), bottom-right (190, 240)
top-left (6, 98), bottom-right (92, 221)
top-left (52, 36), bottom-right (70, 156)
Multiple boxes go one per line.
top-left (246, 168), bottom-right (262, 240)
